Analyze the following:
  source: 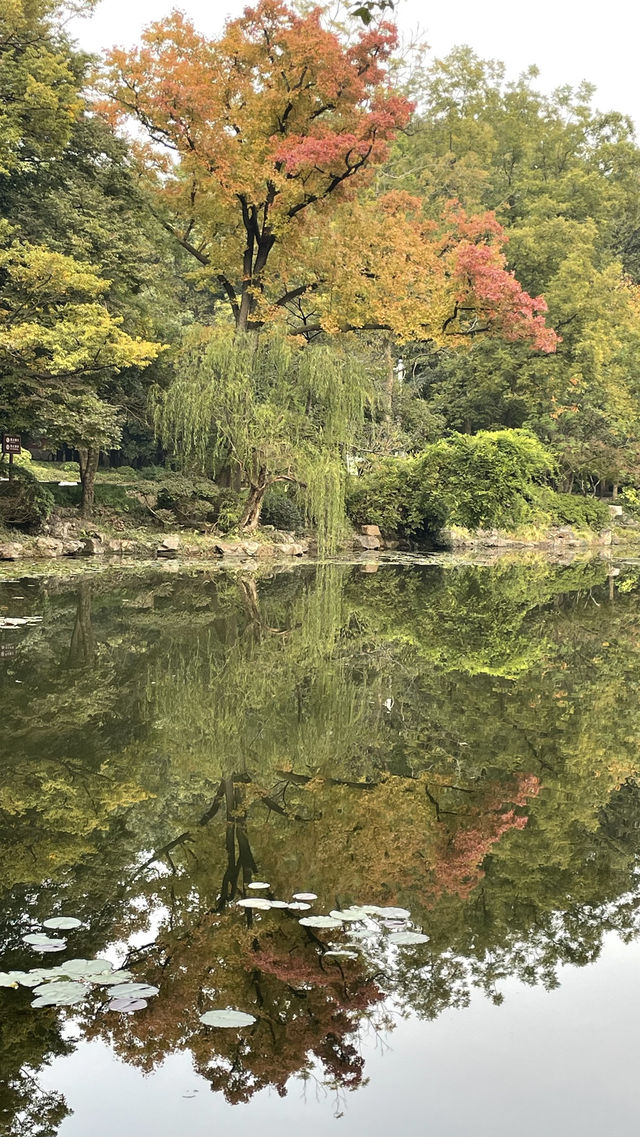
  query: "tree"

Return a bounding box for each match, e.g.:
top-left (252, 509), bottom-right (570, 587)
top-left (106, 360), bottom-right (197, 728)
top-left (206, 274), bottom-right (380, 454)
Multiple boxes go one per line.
top-left (0, 241), bottom-right (162, 512)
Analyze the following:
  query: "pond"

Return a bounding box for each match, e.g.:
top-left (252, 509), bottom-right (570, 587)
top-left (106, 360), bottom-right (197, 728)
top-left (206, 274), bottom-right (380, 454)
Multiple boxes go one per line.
top-left (1, 555), bottom-right (639, 1137)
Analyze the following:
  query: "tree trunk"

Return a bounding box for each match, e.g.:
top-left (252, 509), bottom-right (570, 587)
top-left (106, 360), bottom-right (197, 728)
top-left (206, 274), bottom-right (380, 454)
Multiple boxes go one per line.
top-left (67, 581), bottom-right (96, 668)
top-left (78, 446), bottom-right (99, 518)
top-left (613, 483), bottom-right (619, 499)
top-left (239, 466), bottom-right (269, 531)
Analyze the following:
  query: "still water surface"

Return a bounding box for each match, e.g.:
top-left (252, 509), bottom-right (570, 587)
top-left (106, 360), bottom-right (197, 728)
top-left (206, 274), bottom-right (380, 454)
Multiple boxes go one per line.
top-left (1, 556), bottom-right (639, 1136)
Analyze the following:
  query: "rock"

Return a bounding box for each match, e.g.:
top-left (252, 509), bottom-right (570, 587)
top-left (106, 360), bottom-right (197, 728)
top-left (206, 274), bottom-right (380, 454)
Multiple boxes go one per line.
top-left (106, 538), bottom-right (137, 555)
top-left (275, 542), bottom-right (305, 556)
top-left (382, 538), bottom-right (399, 550)
top-left (360, 524), bottom-right (381, 537)
top-left (0, 542), bottom-right (24, 560)
top-left (156, 547), bottom-right (178, 559)
top-left (32, 537), bottom-right (63, 558)
top-left (80, 537), bottom-right (105, 556)
top-left (212, 541), bottom-right (247, 556)
top-left (160, 533), bottom-right (181, 551)
top-left (608, 504), bottom-right (624, 518)
top-left (255, 543), bottom-right (276, 558)
top-left (360, 562), bottom-right (379, 573)
top-left (600, 528), bottom-right (612, 546)
top-left (62, 539), bottom-right (84, 557)
top-left (242, 541), bottom-right (260, 556)
top-left (355, 534), bottom-right (381, 550)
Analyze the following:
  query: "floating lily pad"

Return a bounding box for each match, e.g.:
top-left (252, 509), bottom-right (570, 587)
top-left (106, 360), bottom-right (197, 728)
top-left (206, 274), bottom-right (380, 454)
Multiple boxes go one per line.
top-left (324, 950), bottom-right (359, 960)
top-left (31, 982), bottom-right (87, 1007)
top-left (292, 893), bottom-right (317, 901)
top-left (236, 898), bottom-right (272, 910)
top-left (348, 928), bottom-right (378, 941)
top-left (42, 917), bottom-right (82, 931)
top-left (267, 900), bottom-right (288, 909)
top-left (286, 902), bottom-right (311, 911)
top-left (16, 970), bottom-right (56, 987)
top-left (199, 1009), bottom-right (256, 1028)
top-left (59, 958), bottom-right (113, 978)
top-left (387, 931), bottom-right (429, 946)
top-left (23, 933), bottom-right (66, 947)
top-left (0, 971), bottom-right (25, 987)
top-left (33, 981), bottom-right (87, 1000)
top-left (247, 882), bottom-right (270, 890)
top-left (107, 997), bottom-right (148, 1012)
top-left (329, 908), bottom-right (367, 922)
top-left (361, 906), bottom-right (411, 920)
top-left (299, 916), bottom-right (343, 930)
top-left (107, 982), bottom-right (159, 999)
top-left (33, 942), bottom-right (66, 953)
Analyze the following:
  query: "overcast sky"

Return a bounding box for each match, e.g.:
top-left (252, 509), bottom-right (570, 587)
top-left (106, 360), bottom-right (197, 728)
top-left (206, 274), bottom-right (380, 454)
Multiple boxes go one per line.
top-left (70, 0), bottom-right (640, 130)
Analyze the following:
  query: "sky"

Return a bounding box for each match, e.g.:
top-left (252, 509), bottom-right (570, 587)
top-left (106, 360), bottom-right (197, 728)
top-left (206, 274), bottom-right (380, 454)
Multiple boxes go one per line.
top-left (69, 0), bottom-right (640, 130)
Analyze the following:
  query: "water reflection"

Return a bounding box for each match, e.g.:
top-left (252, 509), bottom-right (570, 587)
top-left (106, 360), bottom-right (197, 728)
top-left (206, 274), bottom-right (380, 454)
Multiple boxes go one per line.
top-left (1, 557), bottom-right (640, 1133)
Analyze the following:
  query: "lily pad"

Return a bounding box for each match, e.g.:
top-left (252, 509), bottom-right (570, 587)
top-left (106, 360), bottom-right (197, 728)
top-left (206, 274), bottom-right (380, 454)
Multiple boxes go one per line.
top-left (286, 902), bottom-right (312, 911)
top-left (387, 931), bottom-right (429, 946)
top-left (329, 908), bottom-right (367, 922)
top-left (0, 971), bottom-right (25, 987)
top-left (107, 982), bottom-right (159, 999)
top-left (31, 982), bottom-right (87, 1007)
top-left (323, 950), bottom-right (359, 960)
top-left (42, 917), bottom-right (82, 931)
top-left (299, 916), bottom-right (343, 930)
top-left (23, 933), bottom-right (66, 947)
top-left (16, 970), bottom-right (57, 987)
top-left (33, 942), bottom-right (66, 953)
top-left (292, 892), bottom-right (317, 901)
top-left (59, 958), bottom-right (113, 978)
top-left (247, 882), bottom-right (270, 890)
top-left (236, 898), bottom-right (272, 910)
top-left (199, 1009), bottom-right (256, 1028)
top-left (361, 906), bottom-right (411, 920)
top-left (107, 998), bottom-right (148, 1012)
top-left (268, 901), bottom-right (289, 909)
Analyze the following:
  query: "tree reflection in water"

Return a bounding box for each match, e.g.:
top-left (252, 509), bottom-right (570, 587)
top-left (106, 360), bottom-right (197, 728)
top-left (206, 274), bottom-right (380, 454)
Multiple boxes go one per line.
top-left (1, 556), bottom-right (640, 1130)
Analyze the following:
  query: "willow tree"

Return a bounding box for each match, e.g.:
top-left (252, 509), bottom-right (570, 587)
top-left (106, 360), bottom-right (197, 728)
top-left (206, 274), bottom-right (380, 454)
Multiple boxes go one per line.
top-left (153, 330), bottom-right (373, 544)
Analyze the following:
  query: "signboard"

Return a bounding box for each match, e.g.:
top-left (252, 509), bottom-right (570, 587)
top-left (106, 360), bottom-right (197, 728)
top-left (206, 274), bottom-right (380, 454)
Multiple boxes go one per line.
top-left (2, 434), bottom-right (21, 455)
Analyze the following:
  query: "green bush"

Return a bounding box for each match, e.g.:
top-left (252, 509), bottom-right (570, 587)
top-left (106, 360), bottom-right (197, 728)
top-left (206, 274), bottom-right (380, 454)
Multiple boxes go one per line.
top-left (156, 478), bottom-right (243, 529)
top-left (0, 465), bottom-right (54, 531)
top-left (261, 487), bottom-right (305, 532)
top-left (416, 430), bottom-right (555, 530)
top-left (347, 430), bottom-right (557, 538)
top-left (528, 486), bottom-right (610, 530)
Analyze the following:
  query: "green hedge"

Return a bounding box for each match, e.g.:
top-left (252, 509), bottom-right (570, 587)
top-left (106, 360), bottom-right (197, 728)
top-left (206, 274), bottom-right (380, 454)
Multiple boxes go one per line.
top-left (347, 429), bottom-right (608, 538)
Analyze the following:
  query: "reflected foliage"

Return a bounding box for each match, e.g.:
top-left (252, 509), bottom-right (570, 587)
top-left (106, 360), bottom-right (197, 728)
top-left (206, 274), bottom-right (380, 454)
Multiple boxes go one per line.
top-left (1, 555), bottom-right (640, 1126)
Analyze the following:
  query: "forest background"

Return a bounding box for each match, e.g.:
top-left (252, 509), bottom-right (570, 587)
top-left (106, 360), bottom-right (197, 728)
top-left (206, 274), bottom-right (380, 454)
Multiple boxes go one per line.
top-left (3, 0), bottom-right (640, 546)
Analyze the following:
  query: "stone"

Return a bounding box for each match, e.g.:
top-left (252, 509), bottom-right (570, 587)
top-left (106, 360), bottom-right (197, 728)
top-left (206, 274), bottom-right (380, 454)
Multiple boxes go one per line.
top-left (156, 546), bottom-right (178, 559)
top-left (0, 542), bottom-right (24, 560)
top-left (212, 541), bottom-right (247, 556)
top-left (242, 541), bottom-right (260, 556)
top-left (275, 543), bottom-right (305, 556)
top-left (608, 504), bottom-right (624, 518)
top-left (360, 524), bottom-right (381, 537)
top-left (360, 562), bottom-right (379, 573)
top-left (255, 543), bottom-right (276, 558)
top-left (62, 539), bottom-right (84, 557)
top-left (80, 537), bottom-right (105, 556)
top-left (600, 528), bottom-right (612, 546)
top-left (32, 537), bottom-right (63, 558)
top-left (160, 533), bottom-right (181, 551)
top-left (355, 534), bottom-right (380, 550)
top-left (382, 538), bottom-right (399, 550)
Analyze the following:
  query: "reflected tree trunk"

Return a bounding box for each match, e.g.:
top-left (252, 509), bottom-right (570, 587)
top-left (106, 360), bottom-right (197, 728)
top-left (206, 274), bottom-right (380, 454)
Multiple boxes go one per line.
top-left (67, 581), bottom-right (96, 668)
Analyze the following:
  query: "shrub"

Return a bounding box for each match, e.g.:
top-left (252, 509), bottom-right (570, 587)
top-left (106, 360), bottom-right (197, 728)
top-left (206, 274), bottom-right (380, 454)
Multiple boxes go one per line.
top-left (416, 430), bottom-right (555, 529)
top-left (346, 456), bottom-right (446, 538)
top-left (0, 465), bottom-right (54, 531)
top-left (261, 486), bottom-right (305, 532)
top-left (528, 486), bottom-right (610, 530)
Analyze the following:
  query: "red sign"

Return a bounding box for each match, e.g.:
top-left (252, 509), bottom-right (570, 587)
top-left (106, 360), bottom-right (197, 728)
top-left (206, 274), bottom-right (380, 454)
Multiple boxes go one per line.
top-left (2, 434), bottom-right (21, 454)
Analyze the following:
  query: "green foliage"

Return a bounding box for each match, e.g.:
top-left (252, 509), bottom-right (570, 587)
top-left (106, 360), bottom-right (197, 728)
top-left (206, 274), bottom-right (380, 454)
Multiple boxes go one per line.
top-left (346, 456), bottom-right (425, 535)
top-left (156, 479), bottom-right (242, 529)
top-left (153, 330), bottom-right (373, 549)
top-left (415, 430), bottom-right (555, 530)
top-left (527, 486), bottom-right (611, 530)
top-left (261, 487), bottom-right (305, 533)
top-left (0, 463), bottom-right (54, 530)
